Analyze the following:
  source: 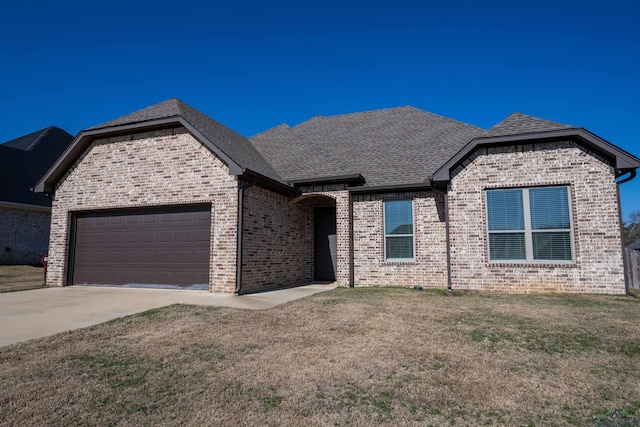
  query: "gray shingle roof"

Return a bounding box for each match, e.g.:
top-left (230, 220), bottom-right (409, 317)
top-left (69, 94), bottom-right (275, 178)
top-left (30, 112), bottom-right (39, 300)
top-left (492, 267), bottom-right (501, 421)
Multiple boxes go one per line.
top-left (250, 107), bottom-right (485, 186)
top-left (1, 127), bottom-right (74, 206)
top-left (486, 112), bottom-right (574, 137)
top-left (91, 98), bottom-right (283, 182)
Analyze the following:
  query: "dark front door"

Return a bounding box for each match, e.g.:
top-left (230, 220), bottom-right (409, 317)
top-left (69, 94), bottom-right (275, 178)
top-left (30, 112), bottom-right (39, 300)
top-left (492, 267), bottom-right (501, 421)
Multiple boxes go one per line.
top-left (71, 206), bottom-right (211, 287)
top-left (314, 206), bottom-right (337, 281)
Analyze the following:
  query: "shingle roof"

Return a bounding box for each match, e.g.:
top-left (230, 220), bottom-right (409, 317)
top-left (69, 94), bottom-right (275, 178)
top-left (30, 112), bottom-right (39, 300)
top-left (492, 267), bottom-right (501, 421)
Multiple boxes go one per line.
top-left (1, 127), bottom-right (74, 206)
top-left (91, 98), bottom-right (282, 182)
top-left (1, 127), bottom-right (52, 151)
top-left (250, 106), bottom-right (485, 186)
top-left (486, 112), bottom-right (574, 137)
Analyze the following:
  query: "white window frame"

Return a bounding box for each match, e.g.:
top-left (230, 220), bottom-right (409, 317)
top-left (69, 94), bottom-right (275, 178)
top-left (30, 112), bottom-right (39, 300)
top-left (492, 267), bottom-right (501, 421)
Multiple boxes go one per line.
top-left (485, 186), bottom-right (575, 263)
top-left (383, 199), bottom-right (415, 261)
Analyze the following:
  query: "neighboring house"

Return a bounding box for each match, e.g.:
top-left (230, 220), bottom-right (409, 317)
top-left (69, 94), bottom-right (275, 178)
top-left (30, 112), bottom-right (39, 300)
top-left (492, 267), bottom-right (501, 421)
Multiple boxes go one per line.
top-left (0, 127), bottom-right (74, 264)
top-left (34, 99), bottom-right (640, 294)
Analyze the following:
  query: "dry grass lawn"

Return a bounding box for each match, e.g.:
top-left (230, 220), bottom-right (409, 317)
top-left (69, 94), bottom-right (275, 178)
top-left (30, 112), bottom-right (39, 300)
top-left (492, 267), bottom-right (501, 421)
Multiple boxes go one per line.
top-left (1, 287), bottom-right (639, 426)
top-left (0, 265), bottom-right (45, 292)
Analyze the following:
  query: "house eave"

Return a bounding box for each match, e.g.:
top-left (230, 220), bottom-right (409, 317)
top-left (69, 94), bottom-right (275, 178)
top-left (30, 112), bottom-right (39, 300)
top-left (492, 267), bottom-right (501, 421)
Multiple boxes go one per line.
top-left (291, 174), bottom-right (366, 187)
top-left (432, 128), bottom-right (640, 183)
top-left (348, 182), bottom-right (431, 194)
top-left (0, 201), bottom-right (51, 212)
top-left (242, 169), bottom-right (299, 196)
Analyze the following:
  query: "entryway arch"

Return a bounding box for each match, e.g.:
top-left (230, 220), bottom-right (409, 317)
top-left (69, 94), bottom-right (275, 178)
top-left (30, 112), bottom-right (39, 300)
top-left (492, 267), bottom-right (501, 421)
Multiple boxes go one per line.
top-left (292, 194), bottom-right (337, 282)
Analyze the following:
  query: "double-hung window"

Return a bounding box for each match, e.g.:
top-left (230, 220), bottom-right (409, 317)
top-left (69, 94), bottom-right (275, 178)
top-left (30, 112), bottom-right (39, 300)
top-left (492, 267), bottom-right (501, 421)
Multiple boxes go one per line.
top-left (384, 200), bottom-right (414, 261)
top-left (486, 186), bottom-right (573, 263)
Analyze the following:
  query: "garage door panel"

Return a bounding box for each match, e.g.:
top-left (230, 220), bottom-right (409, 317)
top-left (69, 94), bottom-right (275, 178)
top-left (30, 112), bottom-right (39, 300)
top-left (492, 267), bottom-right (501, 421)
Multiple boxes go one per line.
top-left (121, 251), bottom-right (139, 264)
top-left (156, 251), bottom-right (173, 263)
top-left (194, 231), bottom-right (211, 242)
top-left (143, 214), bottom-right (159, 224)
top-left (189, 250), bottom-right (210, 264)
top-left (126, 215), bottom-right (142, 224)
top-left (72, 206), bottom-right (211, 287)
top-left (140, 231), bottom-right (155, 243)
top-left (109, 232), bottom-right (124, 243)
top-left (158, 230), bottom-right (174, 242)
top-left (124, 231), bottom-right (138, 243)
top-left (91, 251), bottom-right (106, 263)
top-left (176, 230), bottom-right (193, 242)
top-left (92, 233), bottom-right (107, 244)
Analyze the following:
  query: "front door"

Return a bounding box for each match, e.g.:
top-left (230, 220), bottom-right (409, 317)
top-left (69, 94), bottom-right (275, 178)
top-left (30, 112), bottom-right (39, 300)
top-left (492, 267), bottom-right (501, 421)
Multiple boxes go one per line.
top-left (314, 207), bottom-right (337, 281)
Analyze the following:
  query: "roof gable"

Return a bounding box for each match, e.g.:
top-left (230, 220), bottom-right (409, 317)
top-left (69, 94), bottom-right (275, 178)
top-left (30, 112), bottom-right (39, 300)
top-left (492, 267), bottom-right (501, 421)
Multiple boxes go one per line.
top-left (433, 126), bottom-right (640, 183)
top-left (90, 98), bottom-right (282, 181)
top-left (35, 99), bottom-right (286, 193)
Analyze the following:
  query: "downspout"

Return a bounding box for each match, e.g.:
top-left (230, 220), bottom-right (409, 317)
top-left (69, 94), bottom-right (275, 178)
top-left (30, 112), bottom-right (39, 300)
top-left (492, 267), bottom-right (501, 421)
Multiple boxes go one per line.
top-left (235, 176), bottom-right (257, 295)
top-left (349, 194), bottom-right (355, 287)
top-left (616, 169), bottom-right (637, 297)
top-left (431, 182), bottom-right (453, 293)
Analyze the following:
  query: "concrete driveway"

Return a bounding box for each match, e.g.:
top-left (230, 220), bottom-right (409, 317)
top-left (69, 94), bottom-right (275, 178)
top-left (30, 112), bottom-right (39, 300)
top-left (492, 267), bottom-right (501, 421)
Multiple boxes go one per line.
top-left (0, 284), bottom-right (336, 347)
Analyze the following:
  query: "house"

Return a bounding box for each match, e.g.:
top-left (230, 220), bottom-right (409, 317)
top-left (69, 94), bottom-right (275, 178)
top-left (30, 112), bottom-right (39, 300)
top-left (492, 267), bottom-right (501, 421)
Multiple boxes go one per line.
top-left (1, 127), bottom-right (74, 264)
top-left (34, 99), bottom-right (640, 294)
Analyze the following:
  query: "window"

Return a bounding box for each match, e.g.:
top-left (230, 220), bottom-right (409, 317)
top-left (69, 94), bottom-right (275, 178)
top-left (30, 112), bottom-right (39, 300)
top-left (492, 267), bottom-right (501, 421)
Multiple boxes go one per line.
top-left (486, 186), bottom-right (573, 262)
top-left (384, 200), bottom-right (414, 260)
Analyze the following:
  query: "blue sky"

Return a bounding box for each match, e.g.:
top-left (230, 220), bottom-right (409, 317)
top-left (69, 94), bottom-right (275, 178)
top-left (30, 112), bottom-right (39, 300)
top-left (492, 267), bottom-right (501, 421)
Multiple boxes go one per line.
top-left (1, 0), bottom-right (638, 220)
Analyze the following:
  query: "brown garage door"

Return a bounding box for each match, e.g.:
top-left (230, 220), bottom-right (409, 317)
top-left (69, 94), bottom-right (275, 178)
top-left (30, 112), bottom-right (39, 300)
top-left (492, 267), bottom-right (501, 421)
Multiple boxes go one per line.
top-left (71, 206), bottom-right (211, 288)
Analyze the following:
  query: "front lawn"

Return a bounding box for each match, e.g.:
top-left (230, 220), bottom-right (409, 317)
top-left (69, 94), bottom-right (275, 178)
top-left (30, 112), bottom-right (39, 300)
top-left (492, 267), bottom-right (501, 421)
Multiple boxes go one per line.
top-left (1, 288), bottom-right (638, 426)
top-left (0, 265), bottom-right (45, 292)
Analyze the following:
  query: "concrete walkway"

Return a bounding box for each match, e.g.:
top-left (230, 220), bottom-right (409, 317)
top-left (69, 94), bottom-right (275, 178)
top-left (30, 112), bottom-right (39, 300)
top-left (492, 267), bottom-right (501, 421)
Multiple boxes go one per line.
top-left (0, 283), bottom-right (336, 347)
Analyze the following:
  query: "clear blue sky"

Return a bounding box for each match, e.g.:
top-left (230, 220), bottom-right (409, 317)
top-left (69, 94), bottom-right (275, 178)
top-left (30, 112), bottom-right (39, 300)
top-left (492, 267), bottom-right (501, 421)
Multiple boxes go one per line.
top-left (1, 0), bottom-right (638, 220)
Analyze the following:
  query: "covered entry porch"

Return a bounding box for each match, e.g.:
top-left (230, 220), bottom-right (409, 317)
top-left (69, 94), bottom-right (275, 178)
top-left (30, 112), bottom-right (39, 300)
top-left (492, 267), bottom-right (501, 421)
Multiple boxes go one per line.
top-left (292, 190), bottom-right (352, 287)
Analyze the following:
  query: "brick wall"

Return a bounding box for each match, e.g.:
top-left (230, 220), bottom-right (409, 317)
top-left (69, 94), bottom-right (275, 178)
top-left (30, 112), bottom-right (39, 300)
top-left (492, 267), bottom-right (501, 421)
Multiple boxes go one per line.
top-left (0, 206), bottom-right (51, 264)
top-left (48, 127), bottom-right (239, 293)
top-left (352, 191), bottom-right (448, 288)
top-left (240, 185), bottom-right (308, 293)
top-left (448, 141), bottom-right (625, 294)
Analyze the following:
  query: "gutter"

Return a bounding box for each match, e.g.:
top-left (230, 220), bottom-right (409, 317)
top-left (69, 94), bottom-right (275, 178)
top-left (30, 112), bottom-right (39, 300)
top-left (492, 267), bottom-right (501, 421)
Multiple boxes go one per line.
top-left (348, 182), bottom-right (431, 194)
top-left (430, 180), bottom-right (453, 293)
top-left (616, 169), bottom-right (637, 297)
top-left (235, 176), bottom-right (257, 294)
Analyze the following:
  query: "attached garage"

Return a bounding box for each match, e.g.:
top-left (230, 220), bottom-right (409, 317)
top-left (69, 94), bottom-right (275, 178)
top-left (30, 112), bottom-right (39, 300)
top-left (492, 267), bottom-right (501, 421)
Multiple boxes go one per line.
top-left (70, 205), bottom-right (211, 288)
top-left (35, 98), bottom-right (305, 293)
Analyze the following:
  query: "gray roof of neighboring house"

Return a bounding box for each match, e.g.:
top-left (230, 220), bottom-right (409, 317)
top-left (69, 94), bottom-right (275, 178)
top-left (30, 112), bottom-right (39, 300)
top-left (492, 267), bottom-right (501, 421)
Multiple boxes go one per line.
top-left (1, 127), bottom-right (74, 206)
top-left (90, 98), bottom-right (283, 182)
top-left (250, 106), bottom-right (486, 187)
top-left (629, 240), bottom-right (640, 250)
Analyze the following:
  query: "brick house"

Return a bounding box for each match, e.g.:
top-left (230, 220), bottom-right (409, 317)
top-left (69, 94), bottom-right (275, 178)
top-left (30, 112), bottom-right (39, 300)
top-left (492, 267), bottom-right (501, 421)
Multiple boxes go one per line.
top-left (35, 99), bottom-right (640, 294)
top-left (1, 127), bottom-right (74, 264)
